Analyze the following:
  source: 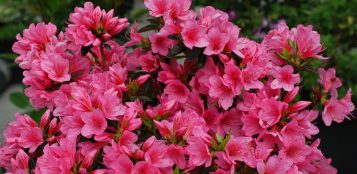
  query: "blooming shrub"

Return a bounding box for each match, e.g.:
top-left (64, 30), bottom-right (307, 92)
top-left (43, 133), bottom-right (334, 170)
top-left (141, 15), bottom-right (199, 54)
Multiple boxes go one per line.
top-left (0, 1), bottom-right (354, 173)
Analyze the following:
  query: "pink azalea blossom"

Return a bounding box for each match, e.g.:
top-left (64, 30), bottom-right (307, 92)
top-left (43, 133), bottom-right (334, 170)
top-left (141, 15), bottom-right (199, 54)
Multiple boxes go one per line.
top-left (271, 65), bottom-right (300, 91)
top-left (186, 136), bottom-right (212, 167)
top-left (163, 80), bottom-right (190, 103)
top-left (209, 75), bottom-right (235, 110)
top-left (259, 98), bottom-right (288, 127)
top-left (139, 51), bottom-right (159, 73)
top-left (81, 109), bottom-right (108, 138)
top-left (182, 21), bottom-right (208, 49)
top-left (149, 33), bottom-right (176, 55)
top-left (293, 25), bottom-right (326, 59)
top-left (40, 53), bottom-right (71, 82)
top-left (2, 1), bottom-right (354, 173)
top-left (204, 27), bottom-right (229, 55)
top-left (322, 89), bottom-right (354, 126)
top-left (318, 68), bottom-right (342, 93)
top-left (144, 0), bottom-right (174, 17)
top-left (257, 156), bottom-right (292, 174)
top-left (18, 127), bottom-right (43, 153)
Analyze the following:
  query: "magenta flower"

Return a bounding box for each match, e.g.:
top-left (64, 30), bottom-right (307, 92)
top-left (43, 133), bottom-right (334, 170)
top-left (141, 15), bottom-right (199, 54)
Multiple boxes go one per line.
top-left (182, 21), bottom-right (208, 49)
top-left (81, 109), bottom-right (108, 138)
top-left (149, 33), bottom-right (176, 56)
top-left (2, 1), bottom-right (353, 173)
top-left (318, 68), bottom-right (342, 93)
top-left (271, 65), bottom-right (300, 91)
top-left (204, 27), bottom-right (229, 55)
top-left (209, 75), bottom-right (235, 110)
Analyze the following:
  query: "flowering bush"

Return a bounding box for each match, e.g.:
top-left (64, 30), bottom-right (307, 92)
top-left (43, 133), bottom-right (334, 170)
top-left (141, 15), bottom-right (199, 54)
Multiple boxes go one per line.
top-left (0, 1), bottom-right (354, 173)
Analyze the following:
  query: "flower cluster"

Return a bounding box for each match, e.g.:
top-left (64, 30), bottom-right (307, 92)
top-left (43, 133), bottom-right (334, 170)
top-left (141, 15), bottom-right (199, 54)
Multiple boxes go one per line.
top-left (1, 1), bottom-right (354, 174)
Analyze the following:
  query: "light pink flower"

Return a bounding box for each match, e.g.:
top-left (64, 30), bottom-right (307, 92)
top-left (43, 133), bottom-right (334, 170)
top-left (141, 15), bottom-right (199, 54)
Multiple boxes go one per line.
top-left (225, 136), bottom-right (255, 167)
top-left (40, 53), bottom-right (71, 82)
top-left (204, 27), bottom-right (229, 55)
top-left (36, 138), bottom-right (76, 174)
top-left (279, 137), bottom-right (311, 163)
top-left (318, 68), bottom-right (342, 93)
top-left (182, 21), bottom-right (208, 49)
top-left (81, 109), bottom-right (108, 138)
top-left (144, 0), bottom-right (174, 17)
top-left (149, 33), bottom-right (176, 56)
top-left (100, 88), bottom-right (126, 120)
top-left (241, 111), bottom-right (263, 136)
top-left (259, 98), bottom-right (287, 127)
top-left (209, 75), bottom-right (235, 110)
top-left (257, 156), bottom-right (292, 174)
top-left (293, 24), bottom-right (326, 59)
top-left (18, 127), bottom-right (43, 153)
top-left (271, 65), bottom-right (300, 91)
top-left (322, 89), bottom-right (354, 126)
top-left (223, 60), bottom-right (243, 95)
top-left (186, 136), bottom-right (212, 167)
top-left (12, 22), bottom-right (57, 69)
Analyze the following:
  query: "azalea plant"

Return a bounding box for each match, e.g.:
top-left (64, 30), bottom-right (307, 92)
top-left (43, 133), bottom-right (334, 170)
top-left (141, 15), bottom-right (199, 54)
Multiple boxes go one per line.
top-left (0, 0), bottom-right (354, 173)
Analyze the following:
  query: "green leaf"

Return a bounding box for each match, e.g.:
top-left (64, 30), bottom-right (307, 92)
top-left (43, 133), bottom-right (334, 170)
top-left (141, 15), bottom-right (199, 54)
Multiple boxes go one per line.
top-left (138, 24), bottom-right (158, 33)
top-left (9, 92), bottom-right (29, 109)
top-left (0, 53), bottom-right (17, 61)
top-left (26, 109), bottom-right (46, 124)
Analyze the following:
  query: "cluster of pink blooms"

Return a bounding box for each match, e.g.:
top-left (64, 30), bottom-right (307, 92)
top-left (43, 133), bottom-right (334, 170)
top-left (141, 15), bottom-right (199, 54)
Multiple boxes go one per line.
top-left (1, 1), bottom-right (354, 174)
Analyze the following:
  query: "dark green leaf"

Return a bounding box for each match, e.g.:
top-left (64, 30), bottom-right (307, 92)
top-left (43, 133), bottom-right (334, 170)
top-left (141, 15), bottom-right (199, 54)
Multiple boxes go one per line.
top-left (138, 24), bottom-right (158, 33)
top-left (0, 53), bottom-right (17, 61)
top-left (9, 92), bottom-right (29, 109)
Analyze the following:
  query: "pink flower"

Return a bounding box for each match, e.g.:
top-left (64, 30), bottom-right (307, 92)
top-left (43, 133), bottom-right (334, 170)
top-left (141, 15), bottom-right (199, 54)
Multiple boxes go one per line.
top-left (225, 136), bottom-right (255, 167)
top-left (81, 109), bottom-right (108, 138)
top-left (322, 89), bottom-right (354, 126)
top-left (216, 109), bottom-right (243, 136)
top-left (132, 161), bottom-right (160, 174)
top-left (149, 33), bottom-right (176, 56)
top-left (263, 22), bottom-right (291, 55)
top-left (100, 89), bottom-right (126, 120)
top-left (182, 21), bottom-right (208, 49)
top-left (209, 75), bottom-right (235, 110)
top-left (144, 0), bottom-right (174, 17)
top-left (12, 22), bottom-right (57, 69)
top-left (164, 80), bottom-right (190, 103)
top-left (107, 154), bottom-right (133, 174)
top-left (279, 137), bottom-right (311, 163)
top-left (66, 2), bottom-right (129, 46)
top-left (241, 111), bottom-right (263, 136)
top-left (318, 68), bottom-right (342, 93)
top-left (257, 156), bottom-right (292, 174)
top-left (18, 127), bottom-right (43, 153)
top-left (167, 145), bottom-right (187, 169)
top-left (223, 60), bottom-right (243, 95)
top-left (36, 138), bottom-right (76, 174)
top-left (40, 53), bottom-right (71, 82)
top-left (290, 110), bottom-right (319, 138)
top-left (204, 27), bottom-right (229, 55)
top-left (186, 136), bottom-right (212, 167)
top-left (271, 65), bottom-right (300, 91)
top-left (293, 25), bottom-right (326, 59)
top-left (259, 98), bottom-right (287, 127)
top-left (109, 63), bottom-right (128, 88)
top-left (143, 137), bottom-right (174, 169)
top-left (139, 51), bottom-right (159, 73)
top-left (71, 86), bottom-right (93, 112)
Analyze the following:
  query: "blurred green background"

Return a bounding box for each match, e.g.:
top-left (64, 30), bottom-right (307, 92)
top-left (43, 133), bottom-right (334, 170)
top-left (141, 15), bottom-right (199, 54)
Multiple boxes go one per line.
top-left (0, 0), bottom-right (356, 173)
